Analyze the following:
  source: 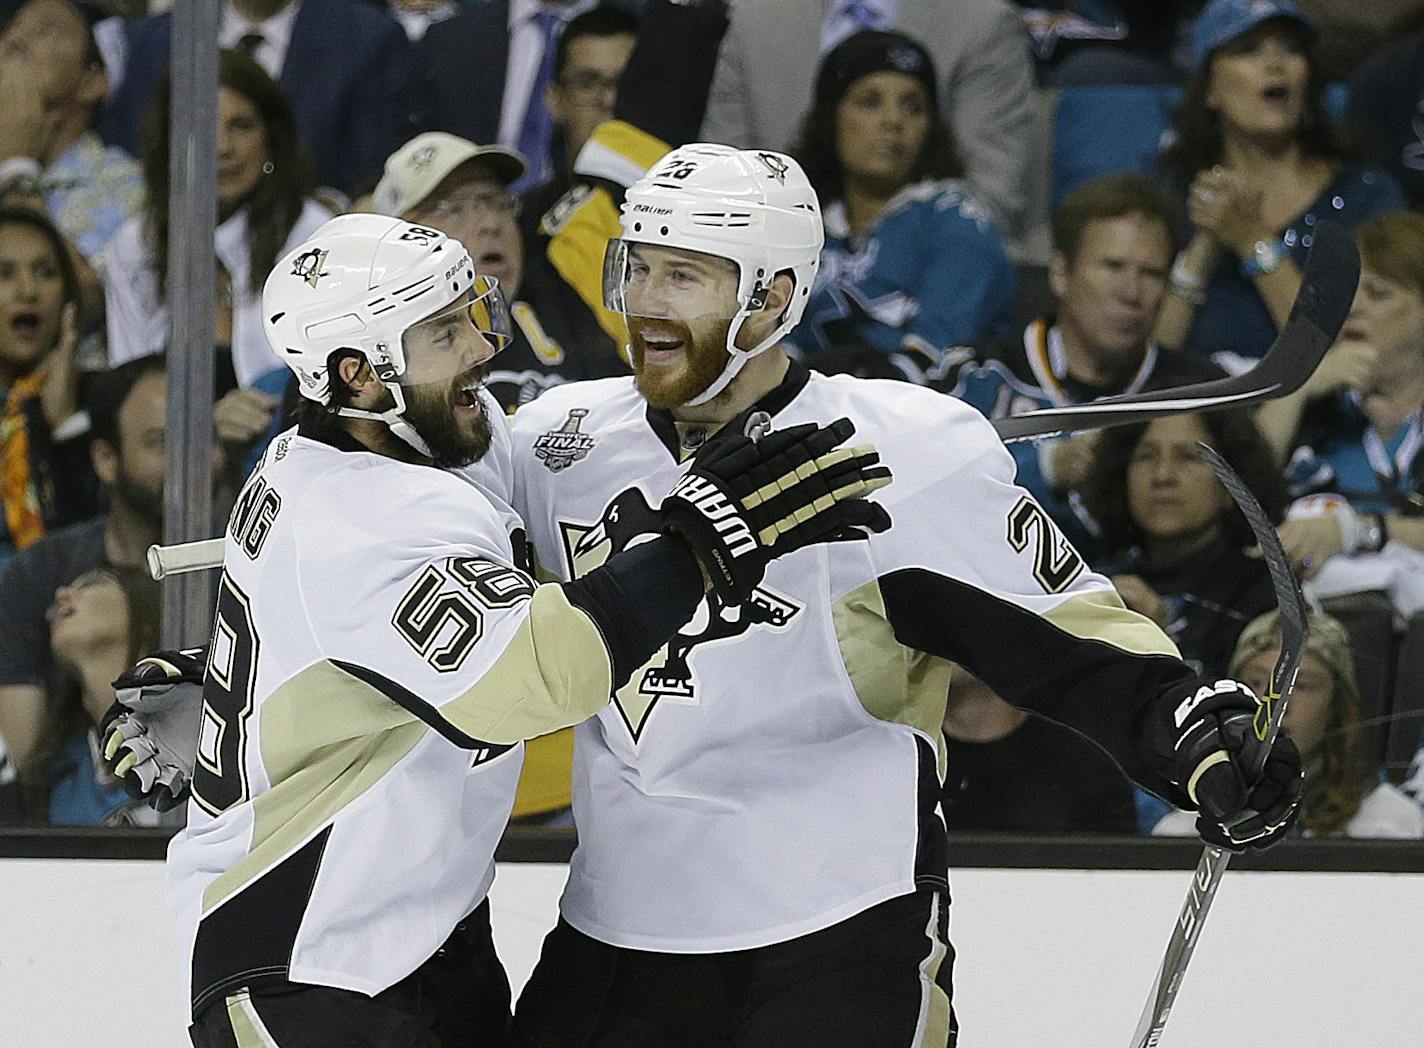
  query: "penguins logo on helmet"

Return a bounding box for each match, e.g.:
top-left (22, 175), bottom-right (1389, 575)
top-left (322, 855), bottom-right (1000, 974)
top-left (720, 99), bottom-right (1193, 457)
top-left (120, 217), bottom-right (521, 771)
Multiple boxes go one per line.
top-left (757, 153), bottom-right (789, 184)
top-left (290, 247), bottom-right (329, 289)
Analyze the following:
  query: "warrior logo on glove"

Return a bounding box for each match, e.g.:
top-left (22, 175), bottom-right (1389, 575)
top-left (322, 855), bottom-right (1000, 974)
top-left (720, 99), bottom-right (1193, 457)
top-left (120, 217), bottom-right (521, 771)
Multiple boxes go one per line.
top-left (659, 417), bottom-right (892, 607)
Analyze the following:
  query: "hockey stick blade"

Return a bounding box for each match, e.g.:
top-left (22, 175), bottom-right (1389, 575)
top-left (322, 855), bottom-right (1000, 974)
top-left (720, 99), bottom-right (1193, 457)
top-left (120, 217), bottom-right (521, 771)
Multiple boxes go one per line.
top-left (1197, 443), bottom-right (1308, 759)
top-left (1128, 445), bottom-right (1309, 1048)
top-left (995, 221), bottom-right (1360, 443)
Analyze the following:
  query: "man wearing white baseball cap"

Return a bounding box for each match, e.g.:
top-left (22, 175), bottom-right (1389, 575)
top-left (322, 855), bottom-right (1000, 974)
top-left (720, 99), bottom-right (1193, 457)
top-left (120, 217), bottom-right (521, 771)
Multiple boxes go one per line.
top-left (374, 131), bottom-right (625, 412)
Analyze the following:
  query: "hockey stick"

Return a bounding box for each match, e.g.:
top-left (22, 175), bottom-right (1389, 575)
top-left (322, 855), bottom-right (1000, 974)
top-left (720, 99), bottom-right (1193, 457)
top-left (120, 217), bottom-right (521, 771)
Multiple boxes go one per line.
top-left (148, 227), bottom-right (1357, 580)
top-left (146, 538), bottom-right (225, 580)
top-left (1127, 443), bottom-right (1308, 1048)
top-left (994, 221), bottom-right (1359, 443)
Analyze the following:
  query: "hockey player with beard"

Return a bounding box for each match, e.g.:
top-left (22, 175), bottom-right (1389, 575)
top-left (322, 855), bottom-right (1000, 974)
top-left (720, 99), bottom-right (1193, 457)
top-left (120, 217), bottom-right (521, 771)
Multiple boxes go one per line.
top-left (140, 212), bottom-right (891, 1047)
top-left (502, 144), bottom-right (1305, 1047)
top-left (105, 153), bottom-right (1305, 1046)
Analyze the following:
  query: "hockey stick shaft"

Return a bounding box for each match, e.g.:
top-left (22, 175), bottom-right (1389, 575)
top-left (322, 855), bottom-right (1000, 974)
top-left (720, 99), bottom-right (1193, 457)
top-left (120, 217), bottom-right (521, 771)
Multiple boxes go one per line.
top-left (1128, 444), bottom-right (1308, 1048)
top-left (995, 221), bottom-right (1360, 443)
top-left (146, 538), bottom-right (225, 580)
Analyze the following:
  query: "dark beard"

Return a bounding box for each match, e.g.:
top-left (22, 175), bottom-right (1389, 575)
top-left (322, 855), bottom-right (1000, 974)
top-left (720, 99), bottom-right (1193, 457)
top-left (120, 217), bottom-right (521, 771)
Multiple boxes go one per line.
top-left (111, 471), bottom-right (164, 529)
top-left (400, 368), bottom-right (493, 469)
top-left (630, 317), bottom-right (732, 410)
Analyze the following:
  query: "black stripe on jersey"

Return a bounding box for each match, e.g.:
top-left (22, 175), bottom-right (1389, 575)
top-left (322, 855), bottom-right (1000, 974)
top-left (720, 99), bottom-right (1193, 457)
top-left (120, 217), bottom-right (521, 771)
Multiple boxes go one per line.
top-left (331, 659), bottom-right (516, 754)
top-left (914, 734), bottom-right (949, 895)
top-left (191, 825), bottom-right (332, 1016)
top-left (561, 537), bottom-right (704, 689)
top-left (878, 569), bottom-right (1197, 802)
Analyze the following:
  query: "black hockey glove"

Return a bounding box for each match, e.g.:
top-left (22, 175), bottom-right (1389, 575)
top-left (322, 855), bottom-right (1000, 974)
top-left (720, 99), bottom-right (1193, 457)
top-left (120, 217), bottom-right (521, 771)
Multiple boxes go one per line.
top-left (660, 417), bottom-right (892, 605)
top-left (1150, 678), bottom-right (1303, 852)
top-left (101, 648), bottom-right (206, 812)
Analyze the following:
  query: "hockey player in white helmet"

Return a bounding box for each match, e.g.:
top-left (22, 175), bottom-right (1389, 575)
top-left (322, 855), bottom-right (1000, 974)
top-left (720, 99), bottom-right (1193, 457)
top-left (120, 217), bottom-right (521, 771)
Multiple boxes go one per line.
top-left (502, 145), bottom-right (1303, 1047)
top-left (104, 156), bottom-right (1303, 1045)
top-left (135, 211), bottom-right (891, 1046)
top-left (601, 144), bottom-right (822, 410)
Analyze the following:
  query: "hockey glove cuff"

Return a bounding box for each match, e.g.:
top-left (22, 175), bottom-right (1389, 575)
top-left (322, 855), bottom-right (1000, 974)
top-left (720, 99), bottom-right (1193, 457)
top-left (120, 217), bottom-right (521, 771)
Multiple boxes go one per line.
top-left (659, 417), bottom-right (892, 606)
top-left (101, 648), bottom-right (207, 812)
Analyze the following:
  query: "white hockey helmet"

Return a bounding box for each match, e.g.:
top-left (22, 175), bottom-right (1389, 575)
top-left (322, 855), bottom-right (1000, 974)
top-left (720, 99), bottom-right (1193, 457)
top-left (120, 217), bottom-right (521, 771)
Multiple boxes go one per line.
top-left (603, 144), bottom-right (823, 405)
top-left (263, 213), bottom-right (511, 455)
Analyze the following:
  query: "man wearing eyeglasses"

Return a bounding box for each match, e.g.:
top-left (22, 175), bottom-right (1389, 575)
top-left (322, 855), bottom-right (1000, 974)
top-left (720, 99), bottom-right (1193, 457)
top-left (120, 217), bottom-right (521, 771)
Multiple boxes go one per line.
top-left (522, 6), bottom-right (639, 238)
top-left (374, 131), bottom-right (626, 412)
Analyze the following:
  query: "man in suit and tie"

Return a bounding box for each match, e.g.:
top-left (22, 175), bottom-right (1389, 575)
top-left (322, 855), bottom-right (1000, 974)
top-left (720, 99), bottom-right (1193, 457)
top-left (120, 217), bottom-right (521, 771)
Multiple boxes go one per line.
top-left (416, 0), bottom-right (643, 193)
top-left (100, 0), bottom-right (416, 196)
top-left (701, 0), bottom-right (1035, 246)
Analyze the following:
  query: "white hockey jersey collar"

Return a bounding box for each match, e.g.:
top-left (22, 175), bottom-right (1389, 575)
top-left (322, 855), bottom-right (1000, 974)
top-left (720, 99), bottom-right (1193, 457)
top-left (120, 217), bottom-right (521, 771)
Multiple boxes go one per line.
top-left (643, 359), bottom-right (812, 462)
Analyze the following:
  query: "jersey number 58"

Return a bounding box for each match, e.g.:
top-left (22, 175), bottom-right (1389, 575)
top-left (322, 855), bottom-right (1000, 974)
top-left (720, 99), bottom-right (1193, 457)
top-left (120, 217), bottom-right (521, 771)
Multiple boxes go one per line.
top-left (192, 573), bottom-right (259, 816)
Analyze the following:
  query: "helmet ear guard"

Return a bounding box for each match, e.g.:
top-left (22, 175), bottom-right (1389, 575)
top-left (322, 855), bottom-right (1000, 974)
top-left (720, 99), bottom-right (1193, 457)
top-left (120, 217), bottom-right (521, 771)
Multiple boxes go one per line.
top-left (335, 381), bottom-right (435, 458)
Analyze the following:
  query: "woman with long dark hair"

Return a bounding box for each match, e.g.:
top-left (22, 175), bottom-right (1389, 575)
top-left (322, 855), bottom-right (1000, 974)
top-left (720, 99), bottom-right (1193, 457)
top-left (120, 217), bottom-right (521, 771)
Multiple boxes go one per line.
top-left (102, 49), bottom-right (331, 428)
top-left (0, 205), bottom-right (97, 567)
top-left (1077, 405), bottom-right (1287, 678)
top-left (1154, 0), bottom-right (1403, 365)
top-left (788, 29), bottom-right (1014, 382)
top-left (25, 564), bottom-right (162, 825)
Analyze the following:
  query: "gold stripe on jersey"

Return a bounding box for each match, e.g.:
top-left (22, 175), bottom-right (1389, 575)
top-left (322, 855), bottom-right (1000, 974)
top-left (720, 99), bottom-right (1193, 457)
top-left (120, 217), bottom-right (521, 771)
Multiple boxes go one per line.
top-left (832, 578), bottom-right (954, 776)
top-left (512, 301), bottom-right (566, 366)
top-left (226, 991), bottom-right (281, 1048)
top-left (576, 119), bottom-right (670, 186)
top-left (438, 585), bottom-right (613, 744)
top-left (1041, 589), bottom-right (1182, 659)
top-left (202, 589), bottom-right (610, 914)
top-left (203, 660), bottom-right (431, 914)
top-left (916, 897), bottom-right (953, 1048)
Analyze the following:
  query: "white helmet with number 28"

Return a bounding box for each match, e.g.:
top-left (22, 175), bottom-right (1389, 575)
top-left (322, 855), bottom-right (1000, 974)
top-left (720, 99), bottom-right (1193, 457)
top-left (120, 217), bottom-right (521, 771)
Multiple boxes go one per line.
top-left (603, 144), bottom-right (824, 406)
top-left (263, 213), bottom-right (512, 455)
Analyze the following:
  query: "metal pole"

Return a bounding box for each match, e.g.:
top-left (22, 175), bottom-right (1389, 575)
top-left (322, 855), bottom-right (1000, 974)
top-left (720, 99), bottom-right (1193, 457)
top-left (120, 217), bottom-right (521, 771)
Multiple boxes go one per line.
top-left (160, 0), bottom-right (220, 648)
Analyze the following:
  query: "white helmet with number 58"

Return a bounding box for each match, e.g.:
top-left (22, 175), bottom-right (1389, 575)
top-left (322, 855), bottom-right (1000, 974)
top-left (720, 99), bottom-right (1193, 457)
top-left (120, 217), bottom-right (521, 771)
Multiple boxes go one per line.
top-left (263, 213), bottom-right (512, 454)
top-left (603, 144), bottom-right (824, 405)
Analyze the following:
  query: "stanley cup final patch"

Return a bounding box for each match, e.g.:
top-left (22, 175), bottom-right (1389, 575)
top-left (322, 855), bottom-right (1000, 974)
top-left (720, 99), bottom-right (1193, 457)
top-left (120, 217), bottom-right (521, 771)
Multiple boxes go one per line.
top-left (533, 408), bottom-right (596, 472)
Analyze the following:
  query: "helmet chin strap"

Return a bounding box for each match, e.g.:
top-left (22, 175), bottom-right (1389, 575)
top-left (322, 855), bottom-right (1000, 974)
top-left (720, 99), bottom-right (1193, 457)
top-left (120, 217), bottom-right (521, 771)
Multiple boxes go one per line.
top-left (335, 382), bottom-right (434, 458)
top-left (682, 309), bottom-right (786, 408)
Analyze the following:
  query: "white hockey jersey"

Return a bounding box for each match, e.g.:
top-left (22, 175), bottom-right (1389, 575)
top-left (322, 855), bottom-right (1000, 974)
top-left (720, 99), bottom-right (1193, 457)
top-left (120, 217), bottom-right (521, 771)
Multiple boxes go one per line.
top-left (510, 362), bottom-right (1198, 952)
top-left (167, 404), bottom-right (615, 1015)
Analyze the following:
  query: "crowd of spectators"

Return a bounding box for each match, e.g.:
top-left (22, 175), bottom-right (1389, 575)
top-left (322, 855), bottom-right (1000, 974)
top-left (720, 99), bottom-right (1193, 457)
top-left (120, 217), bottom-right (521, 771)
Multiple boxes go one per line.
top-left (0, 0), bottom-right (1421, 842)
